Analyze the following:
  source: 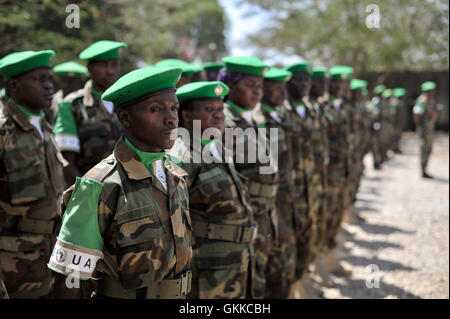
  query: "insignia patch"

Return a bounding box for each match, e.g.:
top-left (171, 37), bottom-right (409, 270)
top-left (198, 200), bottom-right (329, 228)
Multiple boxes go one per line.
top-left (215, 85), bottom-right (223, 96)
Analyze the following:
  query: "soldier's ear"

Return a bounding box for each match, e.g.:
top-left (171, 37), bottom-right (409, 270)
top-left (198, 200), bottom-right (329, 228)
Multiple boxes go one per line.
top-left (117, 108), bottom-right (131, 129)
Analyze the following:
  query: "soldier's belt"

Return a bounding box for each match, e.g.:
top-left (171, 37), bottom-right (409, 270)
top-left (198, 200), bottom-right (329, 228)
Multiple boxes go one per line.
top-left (16, 217), bottom-right (55, 235)
top-left (192, 221), bottom-right (258, 243)
top-left (248, 182), bottom-right (278, 198)
top-left (97, 271), bottom-right (192, 299)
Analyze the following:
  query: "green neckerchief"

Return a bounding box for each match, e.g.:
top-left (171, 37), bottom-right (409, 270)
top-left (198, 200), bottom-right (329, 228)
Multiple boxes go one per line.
top-left (12, 100), bottom-right (43, 118)
top-left (261, 103), bottom-right (277, 113)
top-left (201, 139), bottom-right (214, 146)
top-left (226, 100), bottom-right (250, 114)
top-left (124, 137), bottom-right (165, 174)
top-left (1, 88), bottom-right (8, 100)
top-left (90, 87), bottom-right (104, 101)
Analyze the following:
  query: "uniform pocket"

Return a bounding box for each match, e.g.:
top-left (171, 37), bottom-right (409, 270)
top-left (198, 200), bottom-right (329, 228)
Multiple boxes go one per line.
top-left (3, 150), bottom-right (46, 205)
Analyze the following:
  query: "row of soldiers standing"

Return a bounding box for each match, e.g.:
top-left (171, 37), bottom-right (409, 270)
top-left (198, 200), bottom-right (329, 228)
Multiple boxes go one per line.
top-left (0, 40), bottom-right (438, 299)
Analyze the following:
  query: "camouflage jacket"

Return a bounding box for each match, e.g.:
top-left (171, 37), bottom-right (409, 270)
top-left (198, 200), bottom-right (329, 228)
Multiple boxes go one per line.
top-left (54, 80), bottom-right (122, 174)
top-left (48, 138), bottom-right (192, 297)
top-left (223, 102), bottom-right (279, 236)
top-left (0, 99), bottom-right (66, 298)
top-left (172, 138), bottom-right (255, 298)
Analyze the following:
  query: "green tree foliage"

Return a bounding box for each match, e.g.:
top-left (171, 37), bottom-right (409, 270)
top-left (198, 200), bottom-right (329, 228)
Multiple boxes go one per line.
top-left (0, 0), bottom-right (227, 72)
top-left (236, 0), bottom-right (449, 76)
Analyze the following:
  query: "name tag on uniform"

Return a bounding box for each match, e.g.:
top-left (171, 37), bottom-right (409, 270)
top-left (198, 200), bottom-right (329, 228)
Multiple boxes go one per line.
top-left (102, 100), bottom-right (114, 114)
top-left (296, 106), bottom-right (306, 119)
top-left (155, 160), bottom-right (167, 191)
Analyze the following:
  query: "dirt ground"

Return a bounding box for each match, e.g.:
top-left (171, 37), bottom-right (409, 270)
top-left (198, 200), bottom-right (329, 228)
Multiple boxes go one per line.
top-left (309, 132), bottom-right (449, 299)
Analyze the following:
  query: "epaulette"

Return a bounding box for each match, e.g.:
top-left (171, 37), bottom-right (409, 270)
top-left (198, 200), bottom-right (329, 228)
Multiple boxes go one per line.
top-left (83, 154), bottom-right (117, 183)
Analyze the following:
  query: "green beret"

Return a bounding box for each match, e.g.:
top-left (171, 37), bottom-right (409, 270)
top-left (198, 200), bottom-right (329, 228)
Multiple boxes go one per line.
top-left (176, 81), bottom-right (229, 103)
top-left (203, 62), bottom-right (224, 70)
top-left (393, 88), bottom-right (406, 98)
top-left (190, 63), bottom-right (203, 73)
top-left (53, 61), bottom-right (88, 77)
top-left (222, 56), bottom-right (269, 77)
top-left (101, 66), bottom-right (182, 109)
top-left (79, 40), bottom-right (127, 61)
top-left (285, 62), bottom-right (311, 74)
top-left (0, 50), bottom-right (55, 79)
top-left (264, 67), bottom-right (292, 83)
top-left (329, 65), bottom-right (353, 79)
top-left (155, 59), bottom-right (199, 77)
top-left (311, 67), bottom-right (329, 78)
top-left (350, 79), bottom-right (368, 91)
top-left (374, 84), bottom-right (386, 95)
top-left (421, 81), bottom-right (436, 92)
top-left (382, 89), bottom-right (392, 99)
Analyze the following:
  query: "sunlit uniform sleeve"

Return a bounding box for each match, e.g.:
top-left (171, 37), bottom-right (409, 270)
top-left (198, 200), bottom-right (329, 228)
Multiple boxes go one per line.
top-left (54, 101), bottom-right (80, 152)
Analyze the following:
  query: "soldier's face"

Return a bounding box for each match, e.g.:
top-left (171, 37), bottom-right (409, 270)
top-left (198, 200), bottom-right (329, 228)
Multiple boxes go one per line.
top-left (311, 77), bottom-right (328, 98)
top-left (228, 75), bottom-right (263, 109)
top-left (329, 78), bottom-right (346, 98)
top-left (182, 98), bottom-right (225, 133)
top-left (352, 89), bottom-right (363, 102)
top-left (286, 71), bottom-right (311, 100)
top-left (9, 67), bottom-right (54, 110)
top-left (88, 59), bottom-right (120, 91)
top-left (119, 91), bottom-right (179, 151)
top-left (263, 80), bottom-right (286, 106)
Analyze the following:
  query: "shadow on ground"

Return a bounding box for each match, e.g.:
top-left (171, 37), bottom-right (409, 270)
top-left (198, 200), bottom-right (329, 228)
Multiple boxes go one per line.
top-left (359, 220), bottom-right (416, 235)
top-left (343, 255), bottom-right (417, 272)
top-left (348, 239), bottom-right (403, 251)
top-left (333, 278), bottom-right (421, 299)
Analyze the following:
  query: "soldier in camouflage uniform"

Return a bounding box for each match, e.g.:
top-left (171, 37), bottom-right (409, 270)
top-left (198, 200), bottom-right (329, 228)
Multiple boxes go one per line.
top-left (280, 62), bottom-right (323, 297)
top-left (391, 88), bottom-right (407, 154)
top-left (0, 50), bottom-right (66, 298)
top-left (370, 85), bottom-right (385, 169)
top-left (413, 81), bottom-right (438, 179)
top-left (260, 68), bottom-right (297, 298)
top-left (219, 56), bottom-right (279, 299)
top-left (50, 66), bottom-right (193, 299)
top-left (173, 81), bottom-right (257, 299)
top-left (378, 89), bottom-right (394, 163)
top-left (45, 61), bottom-right (89, 125)
top-left (54, 41), bottom-right (127, 186)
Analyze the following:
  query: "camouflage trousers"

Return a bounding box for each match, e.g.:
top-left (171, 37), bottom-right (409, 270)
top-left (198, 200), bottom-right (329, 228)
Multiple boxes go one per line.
top-left (372, 134), bottom-right (382, 167)
top-left (0, 235), bottom-right (53, 299)
top-left (348, 154), bottom-right (364, 204)
top-left (325, 164), bottom-right (347, 249)
top-left (265, 188), bottom-right (297, 298)
top-left (294, 200), bottom-right (316, 280)
top-left (189, 242), bottom-right (251, 299)
top-left (419, 129), bottom-right (434, 172)
top-left (248, 197), bottom-right (277, 299)
top-left (312, 168), bottom-right (329, 253)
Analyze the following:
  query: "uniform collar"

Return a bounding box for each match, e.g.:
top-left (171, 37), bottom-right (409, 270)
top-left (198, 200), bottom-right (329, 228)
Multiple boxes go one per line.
top-left (82, 80), bottom-right (101, 107)
top-left (4, 99), bottom-right (37, 132)
top-left (114, 137), bottom-right (187, 181)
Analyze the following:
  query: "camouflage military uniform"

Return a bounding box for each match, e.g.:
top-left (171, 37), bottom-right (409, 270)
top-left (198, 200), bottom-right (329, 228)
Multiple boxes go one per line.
top-left (323, 95), bottom-right (350, 249)
top-left (370, 96), bottom-right (383, 167)
top-left (260, 103), bottom-right (297, 298)
top-left (48, 137), bottom-right (193, 299)
top-left (413, 94), bottom-right (436, 173)
top-left (277, 98), bottom-right (315, 279)
top-left (171, 137), bottom-right (256, 299)
top-left (309, 97), bottom-right (330, 252)
top-left (379, 98), bottom-right (393, 161)
top-left (44, 89), bottom-right (64, 126)
top-left (0, 99), bottom-right (66, 298)
top-left (54, 80), bottom-right (122, 174)
top-left (224, 101), bottom-right (279, 299)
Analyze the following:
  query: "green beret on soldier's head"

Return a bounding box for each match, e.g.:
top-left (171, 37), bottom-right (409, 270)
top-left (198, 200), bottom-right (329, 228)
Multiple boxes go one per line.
top-left (203, 62), bottom-right (224, 70)
top-left (382, 88), bottom-right (392, 99)
top-left (393, 88), bottom-right (406, 98)
top-left (311, 67), bottom-right (329, 78)
top-left (421, 81), bottom-right (436, 92)
top-left (101, 66), bottom-right (182, 110)
top-left (79, 40), bottom-right (127, 62)
top-left (374, 84), bottom-right (386, 95)
top-left (329, 65), bottom-right (353, 80)
top-left (222, 56), bottom-right (269, 77)
top-left (155, 59), bottom-right (199, 77)
top-left (53, 61), bottom-right (88, 77)
top-left (0, 50), bottom-right (55, 79)
top-left (350, 79), bottom-right (368, 91)
top-left (264, 67), bottom-right (292, 83)
top-left (285, 61), bottom-right (311, 74)
top-left (176, 81), bottom-right (229, 104)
